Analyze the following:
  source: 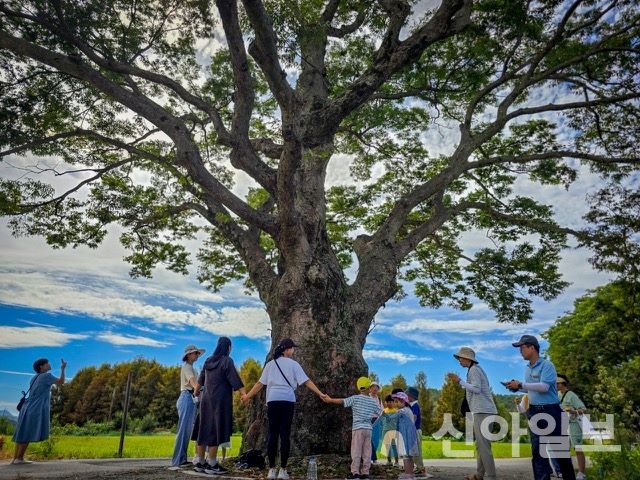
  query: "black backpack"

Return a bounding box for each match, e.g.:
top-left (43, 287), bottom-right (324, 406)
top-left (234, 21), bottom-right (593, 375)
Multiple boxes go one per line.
top-left (235, 449), bottom-right (266, 469)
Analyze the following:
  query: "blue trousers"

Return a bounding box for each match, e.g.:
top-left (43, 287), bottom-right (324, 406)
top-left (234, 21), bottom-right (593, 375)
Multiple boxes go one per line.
top-left (171, 390), bottom-right (197, 466)
top-left (527, 404), bottom-right (576, 480)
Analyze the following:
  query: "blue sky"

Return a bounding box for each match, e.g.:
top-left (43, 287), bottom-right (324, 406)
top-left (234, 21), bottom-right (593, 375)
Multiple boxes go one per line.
top-left (0, 196), bottom-right (611, 416)
top-left (0, 128), bottom-right (616, 417)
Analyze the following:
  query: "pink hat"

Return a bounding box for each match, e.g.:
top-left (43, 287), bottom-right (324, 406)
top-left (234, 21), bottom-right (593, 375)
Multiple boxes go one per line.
top-left (392, 392), bottom-right (409, 404)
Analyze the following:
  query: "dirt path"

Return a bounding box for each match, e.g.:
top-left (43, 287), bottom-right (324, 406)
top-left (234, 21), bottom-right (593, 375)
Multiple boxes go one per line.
top-left (0, 458), bottom-right (535, 480)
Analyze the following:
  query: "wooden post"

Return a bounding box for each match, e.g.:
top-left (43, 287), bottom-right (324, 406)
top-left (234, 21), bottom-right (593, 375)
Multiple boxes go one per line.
top-left (117, 371), bottom-right (133, 458)
top-left (108, 386), bottom-right (116, 422)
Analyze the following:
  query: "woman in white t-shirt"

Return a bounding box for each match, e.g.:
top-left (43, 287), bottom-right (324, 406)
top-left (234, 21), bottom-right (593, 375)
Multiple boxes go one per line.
top-left (170, 344), bottom-right (204, 468)
top-left (242, 338), bottom-right (326, 480)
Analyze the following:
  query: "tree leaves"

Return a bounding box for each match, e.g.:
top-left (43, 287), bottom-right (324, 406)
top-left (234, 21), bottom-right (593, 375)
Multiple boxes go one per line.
top-left (1, 0), bottom-right (639, 323)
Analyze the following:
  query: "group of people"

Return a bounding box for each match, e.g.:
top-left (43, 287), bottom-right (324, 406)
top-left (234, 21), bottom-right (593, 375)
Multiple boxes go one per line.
top-left (505, 335), bottom-right (587, 480)
top-left (12, 332), bottom-right (589, 480)
top-left (449, 334), bottom-right (587, 480)
top-left (169, 336), bottom-right (248, 475)
top-left (171, 336), bottom-right (326, 479)
top-left (170, 336), bottom-right (430, 479)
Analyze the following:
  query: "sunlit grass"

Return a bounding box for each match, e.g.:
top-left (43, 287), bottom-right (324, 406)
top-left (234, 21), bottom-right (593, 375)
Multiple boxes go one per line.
top-left (1, 433), bottom-right (531, 460)
top-left (0, 433), bottom-right (242, 460)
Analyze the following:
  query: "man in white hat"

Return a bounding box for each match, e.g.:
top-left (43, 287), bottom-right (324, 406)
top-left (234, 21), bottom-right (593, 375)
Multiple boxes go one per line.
top-left (448, 347), bottom-right (497, 480)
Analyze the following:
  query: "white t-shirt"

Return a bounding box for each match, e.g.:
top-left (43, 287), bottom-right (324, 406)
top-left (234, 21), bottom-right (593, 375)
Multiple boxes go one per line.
top-left (259, 357), bottom-right (310, 402)
top-left (180, 363), bottom-right (198, 392)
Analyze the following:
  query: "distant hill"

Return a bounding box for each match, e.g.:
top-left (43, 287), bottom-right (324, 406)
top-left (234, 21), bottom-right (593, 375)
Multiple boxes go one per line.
top-left (0, 409), bottom-right (18, 424)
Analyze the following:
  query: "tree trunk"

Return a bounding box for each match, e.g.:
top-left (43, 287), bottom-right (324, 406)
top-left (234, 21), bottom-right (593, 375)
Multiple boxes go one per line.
top-left (244, 136), bottom-right (375, 455)
top-left (243, 239), bottom-right (372, 454)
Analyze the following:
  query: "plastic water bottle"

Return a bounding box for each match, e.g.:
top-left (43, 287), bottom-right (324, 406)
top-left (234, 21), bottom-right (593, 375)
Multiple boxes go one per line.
top-left (307, 456), bottom-right (317, 480)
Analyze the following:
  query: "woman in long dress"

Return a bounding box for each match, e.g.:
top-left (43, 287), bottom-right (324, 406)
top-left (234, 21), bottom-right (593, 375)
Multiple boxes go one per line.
top-left (12, 358), bottom-right (66, 464)
top-left (194, 337), bottom-right (246, 475)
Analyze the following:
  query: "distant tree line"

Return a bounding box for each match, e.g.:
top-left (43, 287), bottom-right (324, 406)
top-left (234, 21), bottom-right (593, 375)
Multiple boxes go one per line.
top-left (51, 357), bottom-right (179, 430)
top-left (48, 354), bottom-right (521, 437)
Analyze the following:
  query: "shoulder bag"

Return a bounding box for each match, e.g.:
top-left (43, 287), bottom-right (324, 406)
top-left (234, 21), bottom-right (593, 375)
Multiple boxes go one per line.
top-left (17, 373), bottom-right (41, 411)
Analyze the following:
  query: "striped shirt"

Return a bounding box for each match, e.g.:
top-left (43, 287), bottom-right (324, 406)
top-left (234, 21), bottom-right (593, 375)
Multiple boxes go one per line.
top-left (343, 394), bottom-right (383, 430)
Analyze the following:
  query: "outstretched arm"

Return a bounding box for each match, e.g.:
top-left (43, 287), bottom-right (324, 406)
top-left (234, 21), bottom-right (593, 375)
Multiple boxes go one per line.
top-left (303, 379), bottom-right (327, 400)
top-left (322, 395), bottom-right (344, 405)
top-left (54, 358), bottom-right (67, 385)
top-left (241, 381), bottom-right (265, 404)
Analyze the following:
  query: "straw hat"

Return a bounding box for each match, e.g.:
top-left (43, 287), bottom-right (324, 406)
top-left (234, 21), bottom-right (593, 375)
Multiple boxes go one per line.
top-left (453, 347), bottom-right (478, 363)
top-left (182, 345), bottom-right (205, 361)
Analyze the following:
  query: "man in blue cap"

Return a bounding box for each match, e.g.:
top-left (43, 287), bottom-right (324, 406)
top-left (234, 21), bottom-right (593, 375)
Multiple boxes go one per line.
top-left (505, 335), bottom-right (576, 480)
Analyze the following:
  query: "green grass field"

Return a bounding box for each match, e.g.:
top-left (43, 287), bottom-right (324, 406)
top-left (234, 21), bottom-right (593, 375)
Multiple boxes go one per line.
top-left (1, 434), bottom-right (530, 460)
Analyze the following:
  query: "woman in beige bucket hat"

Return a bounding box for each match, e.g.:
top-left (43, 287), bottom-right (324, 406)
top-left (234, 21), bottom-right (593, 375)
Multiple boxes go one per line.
top-left (170, 344), bottom-right (205, 468)
top-left (448, 347), bottom-right (498, 480)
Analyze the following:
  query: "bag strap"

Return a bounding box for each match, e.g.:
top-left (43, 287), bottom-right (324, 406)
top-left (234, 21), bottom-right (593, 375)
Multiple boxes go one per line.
top-left (560, 390), bottom-right (568, 404)
top-left (22, 373), bottom-right (42, 398)
top-left (274, 359), bottom-right (293, 388)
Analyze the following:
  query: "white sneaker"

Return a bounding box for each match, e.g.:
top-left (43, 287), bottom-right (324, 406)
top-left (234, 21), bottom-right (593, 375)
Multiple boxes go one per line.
top-left (268, 468), bottom-right (278, 480)
top-left (277, 468), bottom-right (290, 480)
top-left (576, 473), bottom-right (586, 480)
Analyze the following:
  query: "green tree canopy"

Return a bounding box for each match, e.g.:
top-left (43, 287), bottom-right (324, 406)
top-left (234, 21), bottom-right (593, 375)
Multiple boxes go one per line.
top-left (433, 373), bottom-right (466, 434)
top-left (53, 357), bottom-right (181, 429)
top-left (2, 0), bottom-right (639, 452)
top-left (546, 280), bottom-right (640, 433)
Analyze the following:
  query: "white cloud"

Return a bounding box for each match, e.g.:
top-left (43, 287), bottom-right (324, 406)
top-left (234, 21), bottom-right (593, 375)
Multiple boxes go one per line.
top-left (179, 306), bottom-right (271, 339)
top-left (96, 333), bottom-right (170, 347)
top-left (363, 349), bottom-right (431, 364)
top-left (0, 264), bottom-right (271, 340)
top-left (0, 369), bottom-right (35, 376)
top-left (381, 318), bottom-right (523, 335)
top-left (0, 326), bottom-right (88, 348)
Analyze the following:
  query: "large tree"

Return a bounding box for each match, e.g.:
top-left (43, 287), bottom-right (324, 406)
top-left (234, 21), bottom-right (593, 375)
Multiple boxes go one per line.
top-left (1, 0), bottom-right (639, 453)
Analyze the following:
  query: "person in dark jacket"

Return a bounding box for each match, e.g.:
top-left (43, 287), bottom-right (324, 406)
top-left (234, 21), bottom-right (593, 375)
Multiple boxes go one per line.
top-left (194, 337), bottom-right (246, 475)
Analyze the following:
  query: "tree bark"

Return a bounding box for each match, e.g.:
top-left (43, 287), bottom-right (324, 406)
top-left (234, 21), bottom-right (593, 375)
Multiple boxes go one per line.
top-left (244, 246), bottom-right (373, 454)
top-left (241, 138), bottom-right (382, 453)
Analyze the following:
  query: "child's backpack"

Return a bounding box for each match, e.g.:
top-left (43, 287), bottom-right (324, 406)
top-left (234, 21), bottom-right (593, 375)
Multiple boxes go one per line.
top-left (235, 449), bottom-right (266, 469)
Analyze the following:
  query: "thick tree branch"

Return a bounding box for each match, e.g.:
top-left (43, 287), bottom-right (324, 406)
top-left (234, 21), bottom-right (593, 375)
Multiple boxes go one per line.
top-left (215, 0), bottom-right (278, 195)
top-left (469, 150), bottom-right (640, 169)
top-left (329, 0), bottom-right (471, 123)
top-left (0, 128), bottom-right (165, 161)
top-left (327, 8), bottom-right (367, 38)
top-left (505, 93), bottom-right (639, 122)
top-left (0, 31), bottom-right (278, 235)
top-left (3, 0), bottom-right (276, 194)
top-left (453, 200), bottom-right (588, 242)
top-left (242, 0), bottom-right (295, 110)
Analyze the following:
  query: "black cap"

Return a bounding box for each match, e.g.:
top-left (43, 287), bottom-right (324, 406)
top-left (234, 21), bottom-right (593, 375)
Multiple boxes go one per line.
top-left (278, 338), bottom-right (298, 350)
top-left (512, 334), bottom-right (540, 348)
